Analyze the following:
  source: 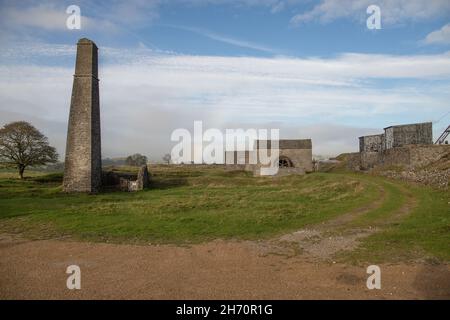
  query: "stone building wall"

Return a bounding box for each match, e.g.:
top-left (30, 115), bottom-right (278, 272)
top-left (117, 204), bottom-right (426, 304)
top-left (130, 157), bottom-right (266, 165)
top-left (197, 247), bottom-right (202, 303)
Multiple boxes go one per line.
top-left (225, 139), bottom-right (313, 176)
top-left (381, 144), bottom-right (450, 168)
top-left (360, 151), bottom-right (381, 170)
top-left (102, 165), bottom-right (150, 192)
top-left (359, 134), bottom-right (384, 152)
top-left (379, 147), bottom-right (411, 168)
top-left (384, 122), bottom-right (432, 150)
top-left (353, 122), bottom-right (439, 172)
top-left (278, 148), bottom-right (313, 172)
top-left (256, 140), bottom-right (312, 172)
top-left (384, 127), bottom-right (394, 150)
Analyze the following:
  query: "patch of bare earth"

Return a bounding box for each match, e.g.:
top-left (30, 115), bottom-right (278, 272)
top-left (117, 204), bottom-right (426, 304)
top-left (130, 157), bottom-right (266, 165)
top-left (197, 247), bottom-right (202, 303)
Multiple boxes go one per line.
top-left (0, 236), bottom-right (449, 299)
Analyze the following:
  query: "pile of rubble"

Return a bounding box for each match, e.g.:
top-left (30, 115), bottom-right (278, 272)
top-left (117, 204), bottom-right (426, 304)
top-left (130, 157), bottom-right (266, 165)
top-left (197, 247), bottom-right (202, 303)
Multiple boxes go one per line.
top-left (377, 167), bottom-right (449, 190)
top-left (375, 148), bottom-right (450, 190)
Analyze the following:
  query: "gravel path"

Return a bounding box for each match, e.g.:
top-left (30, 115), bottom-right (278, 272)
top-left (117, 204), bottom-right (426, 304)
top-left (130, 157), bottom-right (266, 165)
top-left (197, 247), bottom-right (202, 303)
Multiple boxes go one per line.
top-left (1, 235), bottom-right (449, 299)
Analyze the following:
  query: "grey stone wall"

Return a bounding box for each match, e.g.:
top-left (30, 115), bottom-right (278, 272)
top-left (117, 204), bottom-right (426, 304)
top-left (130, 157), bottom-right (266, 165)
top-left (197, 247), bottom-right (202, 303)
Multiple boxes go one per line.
top-left (63, 38), bottom-right (102, 193)
top-left (360, 151), bottom-right (381, 170)
top-left (359, 134), bottom-right (384, 152)
top-left (225, 139), bottom-right (313, 175)
top-left (102, 165), bottom-right (150, 192)
top-left (384, 122), bottom-right (432, 149)
top-left (279, 148), bottom-right (313, 172)
top-left (248, 147), bottom-right (313, 176)
top-left (136, 165), bottom-right (150, 190)
top-left (384, 127), bottom-right (394, 150)
top-left (346, 152), bottom-right (361, 171)
top-left (381, 144), bottom-right (449, 168)
top-left (351, 145), bottom-right (449, 171)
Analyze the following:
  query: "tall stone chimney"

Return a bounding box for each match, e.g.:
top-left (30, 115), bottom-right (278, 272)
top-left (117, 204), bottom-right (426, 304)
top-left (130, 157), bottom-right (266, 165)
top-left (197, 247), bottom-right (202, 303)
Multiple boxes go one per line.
top-left (63, 38), bottom-right (102, 193)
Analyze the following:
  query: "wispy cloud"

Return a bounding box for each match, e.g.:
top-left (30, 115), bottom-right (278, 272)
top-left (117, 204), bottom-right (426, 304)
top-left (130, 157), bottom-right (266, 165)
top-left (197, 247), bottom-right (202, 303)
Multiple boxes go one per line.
top-left (1, 43), bottom-right (450, 158)
top-left (0, 1), bottom-right (118, 32)
top-left (422, 23), bottom-right (450, 46)
top-left (291, 0), bottom-right (450, 26)
top-left (165, 24), bottom-right (279, 54)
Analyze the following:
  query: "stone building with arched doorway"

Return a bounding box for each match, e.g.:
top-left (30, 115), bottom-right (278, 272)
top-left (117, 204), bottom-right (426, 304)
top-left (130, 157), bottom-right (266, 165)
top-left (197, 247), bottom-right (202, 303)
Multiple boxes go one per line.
top-left (225, 139), bottom-right (313, 176)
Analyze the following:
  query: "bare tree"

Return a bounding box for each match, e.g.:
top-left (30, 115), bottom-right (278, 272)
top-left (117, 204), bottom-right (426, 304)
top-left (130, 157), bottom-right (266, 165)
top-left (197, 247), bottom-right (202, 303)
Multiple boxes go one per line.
top-left (162, 153), bottom-right (171, 165)
top-left (0, 121), bottom-right (58, 179)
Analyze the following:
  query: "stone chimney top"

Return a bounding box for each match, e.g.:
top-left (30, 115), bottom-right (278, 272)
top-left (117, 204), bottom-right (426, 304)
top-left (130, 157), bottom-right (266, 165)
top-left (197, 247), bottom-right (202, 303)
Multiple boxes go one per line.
top-left (78, 38), bottom-right (97, 47)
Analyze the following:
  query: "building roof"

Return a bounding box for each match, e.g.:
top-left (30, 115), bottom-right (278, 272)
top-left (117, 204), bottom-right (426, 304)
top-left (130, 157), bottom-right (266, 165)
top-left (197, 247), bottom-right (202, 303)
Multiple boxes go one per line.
top-left (358, 133), bottom-right (384, 139)
top-left (383, 122), bottom-right (432, 130)
top-left (255, 139), bottom-right (312, 149)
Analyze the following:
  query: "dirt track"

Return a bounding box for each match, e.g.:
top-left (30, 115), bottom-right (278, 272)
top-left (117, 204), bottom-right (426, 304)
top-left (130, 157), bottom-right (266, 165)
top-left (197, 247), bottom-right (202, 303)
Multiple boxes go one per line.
top-left (1, 235), bottom-right (449, 299)
top-left (1, 180), bottom-right (449, 299)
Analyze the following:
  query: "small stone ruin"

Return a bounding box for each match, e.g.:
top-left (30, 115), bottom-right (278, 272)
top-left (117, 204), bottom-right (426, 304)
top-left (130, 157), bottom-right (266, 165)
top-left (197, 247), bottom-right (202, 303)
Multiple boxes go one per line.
top-left (102, 165), bottom-right (150, 192)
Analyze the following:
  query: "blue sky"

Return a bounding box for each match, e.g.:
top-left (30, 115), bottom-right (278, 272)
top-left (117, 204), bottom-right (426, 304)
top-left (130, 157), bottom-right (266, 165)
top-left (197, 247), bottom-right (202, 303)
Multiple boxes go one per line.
top-left (1, 0), bottom-right (450, 158)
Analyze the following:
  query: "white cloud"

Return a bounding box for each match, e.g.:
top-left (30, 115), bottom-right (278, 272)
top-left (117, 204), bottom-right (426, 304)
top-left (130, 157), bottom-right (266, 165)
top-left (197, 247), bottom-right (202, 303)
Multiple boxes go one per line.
top-left (0, 0), bottom-right (158, 36)
top-left (0, 2), bottom-right (119, 34)
top-left (291, 0), bottom-right (450, 26)
top-left (423, 23), bottom-right (450, 45)
top-left (165, 25), bottom-right (278, 53)
top-left (3, 4), bottom-right (69, 31)
top-left (1, 44), bottom-right (449, 158)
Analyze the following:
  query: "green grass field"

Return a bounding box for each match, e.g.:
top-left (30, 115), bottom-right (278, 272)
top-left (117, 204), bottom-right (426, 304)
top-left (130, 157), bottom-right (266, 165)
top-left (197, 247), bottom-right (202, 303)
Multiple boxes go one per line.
top-left (0, 165), bottom-right (448, 262)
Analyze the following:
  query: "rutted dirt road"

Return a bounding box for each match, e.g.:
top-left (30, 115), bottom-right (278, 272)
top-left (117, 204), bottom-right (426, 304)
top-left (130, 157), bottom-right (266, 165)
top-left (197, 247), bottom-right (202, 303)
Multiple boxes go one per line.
top-left (1, 236), bottom-right (449, 299)
top-left (1, 180), bottom-right (449, 299)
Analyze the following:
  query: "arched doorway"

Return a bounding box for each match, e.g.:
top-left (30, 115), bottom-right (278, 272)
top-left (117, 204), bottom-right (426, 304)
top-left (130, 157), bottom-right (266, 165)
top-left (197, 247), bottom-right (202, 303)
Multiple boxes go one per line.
top-left (278, 156), bottom-right (293, 168)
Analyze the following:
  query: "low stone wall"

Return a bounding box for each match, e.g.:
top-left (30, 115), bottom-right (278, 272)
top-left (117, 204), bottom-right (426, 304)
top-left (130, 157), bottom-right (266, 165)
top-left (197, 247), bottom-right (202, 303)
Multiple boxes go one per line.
top-left (348, 145), bottom-right (450, 189)
top-left (360, 151), bottom-right (380, 170)
top-left (346, 152), bottom-right (361, 171)
top-left (380, 144), bottom-right (450, 169)
top-left (350, 145), bottom-right (450, 171)
top-left (379, 147), bottom-right (411, 168)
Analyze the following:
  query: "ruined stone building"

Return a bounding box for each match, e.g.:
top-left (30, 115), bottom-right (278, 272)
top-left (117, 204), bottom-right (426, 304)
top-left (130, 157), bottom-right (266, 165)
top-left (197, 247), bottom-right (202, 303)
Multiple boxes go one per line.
top-left (102, 165), bottom-right (150, 192)
top-left (383, 122), bottom-right (432, 149)
top-left (359, 122), bottom-right (432, 154)
top-left (351, 122), bottom-right (448, 170)
top-left (359, 134), bottom-right (384, 153)
top-left (225, 139), bottom-right (313, 176)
